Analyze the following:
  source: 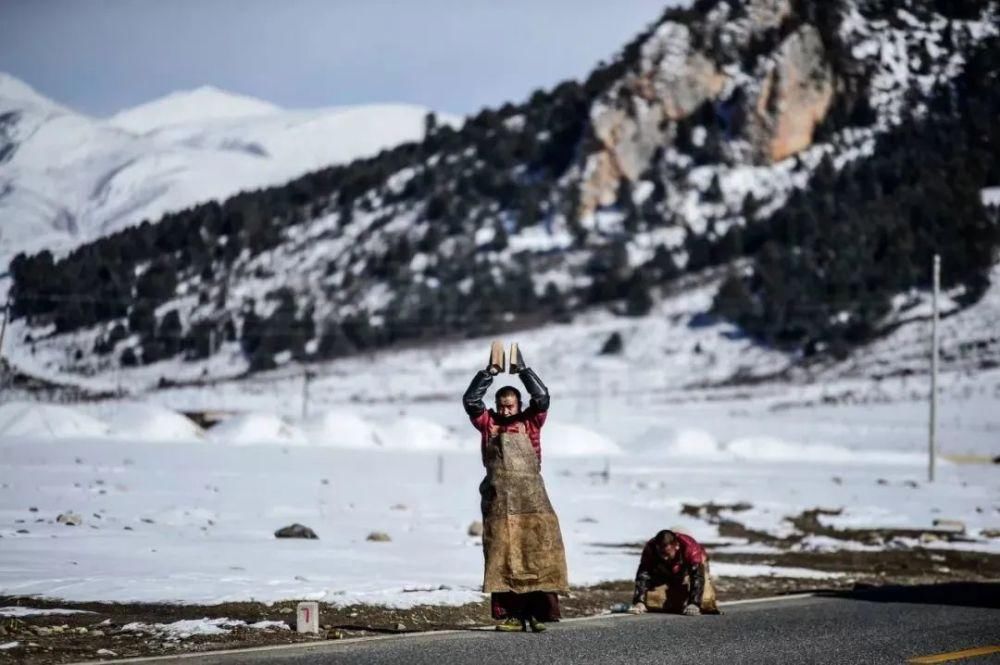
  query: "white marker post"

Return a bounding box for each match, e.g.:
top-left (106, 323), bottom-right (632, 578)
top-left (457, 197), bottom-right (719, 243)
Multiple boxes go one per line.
top-left (296, 601), bottom-right (319, 634)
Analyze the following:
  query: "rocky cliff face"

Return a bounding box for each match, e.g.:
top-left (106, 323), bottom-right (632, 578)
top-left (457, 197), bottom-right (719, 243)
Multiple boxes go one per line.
top-left (580, 0), bottom-right (836, 215)
top-left (582, 21), bottom-right (727, 214)
top-left (748, 25), bottom-right (834, 162)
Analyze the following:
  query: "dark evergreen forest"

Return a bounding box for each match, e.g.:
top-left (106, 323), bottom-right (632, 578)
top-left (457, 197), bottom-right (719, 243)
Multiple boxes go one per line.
top-left (8, 1), bottom-right (999, 371)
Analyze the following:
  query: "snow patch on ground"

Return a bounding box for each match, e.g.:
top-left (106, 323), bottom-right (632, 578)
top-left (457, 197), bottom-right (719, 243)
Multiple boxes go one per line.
top-left (627, 428), bottom-right (927, 465)
top-left (102, 403), bottom-right (204, 442)
top-left (0, 402), bottom-right (110, 440)
top-left (374, 417), bottom-right (466, 452)
top-left (0, 607), bottom-right (96, 617)
top-left (208, 413), bottom-right (308, 446)
top-left (543, 423), bottom-right (623, 458)
top-left (710, 563), bottom-right (845, 579)
top-left (797, 536), bottom-right (882, 553)
top-left (121, 617), bottom-right (288, 640)
top-left (302, 411), bottom-right (384, 449)
top-left (725, 436), bottom-right (926, 466)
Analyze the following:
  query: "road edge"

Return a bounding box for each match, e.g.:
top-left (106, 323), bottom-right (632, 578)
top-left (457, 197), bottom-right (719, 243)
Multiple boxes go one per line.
top-left (66, 593), bottom-right (817, 665)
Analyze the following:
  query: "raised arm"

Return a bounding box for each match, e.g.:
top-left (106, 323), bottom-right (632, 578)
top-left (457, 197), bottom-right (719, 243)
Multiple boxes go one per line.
top-left (514, 348), bottom-right (549, 412)
top-left (463, 369), bottom-right (494, 418)
top-left (519, 368), bottom-right (550, 412)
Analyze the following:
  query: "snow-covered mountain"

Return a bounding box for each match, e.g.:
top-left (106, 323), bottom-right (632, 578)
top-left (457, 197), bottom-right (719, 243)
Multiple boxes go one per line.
top-left (0, 73), bottom-right (450, 270)
top-left (106, 86), bottom-right (282, 132)
top-left (4, 0), bottom-right (1000, 391)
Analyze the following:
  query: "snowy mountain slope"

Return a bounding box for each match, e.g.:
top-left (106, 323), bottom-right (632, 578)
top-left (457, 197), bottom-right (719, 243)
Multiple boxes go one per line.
top-left (4, 0), bottom-right (1000, 391)
top-left (0, 73), bottom-right (449, 270)
top-left (6, 263), bottom-right (1000, 455)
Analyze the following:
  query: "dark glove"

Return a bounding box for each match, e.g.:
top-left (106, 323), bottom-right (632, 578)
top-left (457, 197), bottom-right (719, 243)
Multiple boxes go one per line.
top-left (518, 367), bottom-right (550, 412)
top-left (463, 370), bottom-right (493, 416)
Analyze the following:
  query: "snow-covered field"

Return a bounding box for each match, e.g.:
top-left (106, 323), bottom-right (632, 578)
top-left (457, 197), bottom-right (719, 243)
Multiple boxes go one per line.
top-left (1, 0), bottom-right (997, 621)
top-left (1, 377), bottom-right (996, 607)
top-left (2, 263), bottom-right (998, 608)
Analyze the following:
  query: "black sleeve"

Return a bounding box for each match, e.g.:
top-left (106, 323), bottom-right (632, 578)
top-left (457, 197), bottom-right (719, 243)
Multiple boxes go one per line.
top-left (463, 370), bottom-right (493, 417)
top-left (633, 543), bottom-right (655, 604)
top-left (518, 367), bottom-right (550, 412)
top-left (633, 571), bottom-right (652, 605)
top-left (687, 564), bottom-right (706, 608)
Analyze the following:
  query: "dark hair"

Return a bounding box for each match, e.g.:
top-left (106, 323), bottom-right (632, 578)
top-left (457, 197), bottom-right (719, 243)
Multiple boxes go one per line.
top-left (495, 386), bottom-right (522, 409)
top-left (654, 530), bottom-right (677, 547)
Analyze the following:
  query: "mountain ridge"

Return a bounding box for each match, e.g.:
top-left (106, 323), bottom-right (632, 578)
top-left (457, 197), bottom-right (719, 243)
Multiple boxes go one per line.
top-left (5, 0), bottom-right (999, 388)
top-left (0, 73), bottom-right (451, 269)
top-left (107, 85), bottom-right (282, 133)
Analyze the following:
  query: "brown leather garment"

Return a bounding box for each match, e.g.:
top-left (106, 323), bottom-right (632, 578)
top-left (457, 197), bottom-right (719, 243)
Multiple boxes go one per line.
top-left (644, 563), bottom-right (720, 614)
top-left (480, 428), bottom-right (569, 594)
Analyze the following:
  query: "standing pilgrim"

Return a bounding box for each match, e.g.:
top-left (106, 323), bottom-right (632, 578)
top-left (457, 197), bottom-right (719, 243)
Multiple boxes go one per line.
top-left (462, 342), bottom-right (569, 633)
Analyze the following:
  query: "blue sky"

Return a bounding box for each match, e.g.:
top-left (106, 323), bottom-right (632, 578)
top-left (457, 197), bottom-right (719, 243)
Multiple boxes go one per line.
top-left (0, 1), bottom-right (677, 117)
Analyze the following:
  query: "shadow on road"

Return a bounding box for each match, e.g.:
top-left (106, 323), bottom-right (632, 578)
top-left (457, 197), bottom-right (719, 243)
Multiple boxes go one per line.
top-left (817, 582), bottom-right (1000, 610)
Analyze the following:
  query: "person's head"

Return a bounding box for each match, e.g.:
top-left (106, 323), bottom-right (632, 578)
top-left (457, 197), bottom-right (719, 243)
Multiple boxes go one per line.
top-left (495, 386), bottom-right (522, 417)
top-left (654, 530), bottom-right (680, 560)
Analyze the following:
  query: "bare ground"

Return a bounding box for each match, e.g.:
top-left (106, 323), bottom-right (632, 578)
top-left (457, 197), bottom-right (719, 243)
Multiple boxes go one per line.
top-left (4, 502), bottom-right (999, 664)
top-left (2, 545), bottom-right (998, 664)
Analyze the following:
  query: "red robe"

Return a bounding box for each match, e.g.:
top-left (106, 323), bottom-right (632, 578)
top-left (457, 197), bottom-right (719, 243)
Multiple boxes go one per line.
top-left (468, 405), bottom-right (547, 464)
top-left (636, 532), bottom-right (706, 579)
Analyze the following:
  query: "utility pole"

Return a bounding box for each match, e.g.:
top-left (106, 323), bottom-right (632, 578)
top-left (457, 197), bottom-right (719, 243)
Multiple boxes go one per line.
top-left (0, 302), bottom-right (8, 399)
top-left (0, 302), bottom-right (9, 359)
top-left (596, 368), bottom-right (604, 424)
top-left (301, 369), bottom-right (313, 421)
top-left (928, 254), bottom-right (940, 483)
top-left (205, 329), bottom-right (216, 378)
top-left (201, 328), bottom-right (217, 410)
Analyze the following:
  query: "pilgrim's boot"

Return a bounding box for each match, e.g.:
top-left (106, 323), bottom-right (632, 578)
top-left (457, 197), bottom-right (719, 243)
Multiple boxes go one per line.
top-left (495, 617), bottom-right (525, 632)
top-left (527, 616), bottom-right (547, 633)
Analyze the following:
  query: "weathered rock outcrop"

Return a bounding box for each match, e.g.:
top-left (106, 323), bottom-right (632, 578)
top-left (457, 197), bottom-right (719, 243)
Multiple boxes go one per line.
top-left (747, 0), bottom-right (793, 33)
top-left (581, 22), bottom-right (727, 215)
top-left (579, 4), bottom-right (834, 216)
top-left (746, 25), bottom-right (834, 162)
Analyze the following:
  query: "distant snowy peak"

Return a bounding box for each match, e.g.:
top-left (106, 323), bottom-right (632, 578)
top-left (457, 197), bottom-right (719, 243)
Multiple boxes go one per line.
top-left (107, 85), bottom-right (282, 133)
top-left (0, 72), bottom-right (451, 270)
top-left (0, 72), bottom-right (67, 113)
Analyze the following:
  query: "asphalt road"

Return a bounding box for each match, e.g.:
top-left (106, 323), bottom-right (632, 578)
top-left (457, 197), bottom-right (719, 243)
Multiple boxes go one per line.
top-left (128, 584), bottom-right (1000, 665)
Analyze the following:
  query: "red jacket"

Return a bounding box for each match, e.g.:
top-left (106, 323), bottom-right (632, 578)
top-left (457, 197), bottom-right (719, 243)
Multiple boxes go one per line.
top-left (469, 406), bottom-right (547, 464)
top-left (636, 532), bottom-right (706, 579)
